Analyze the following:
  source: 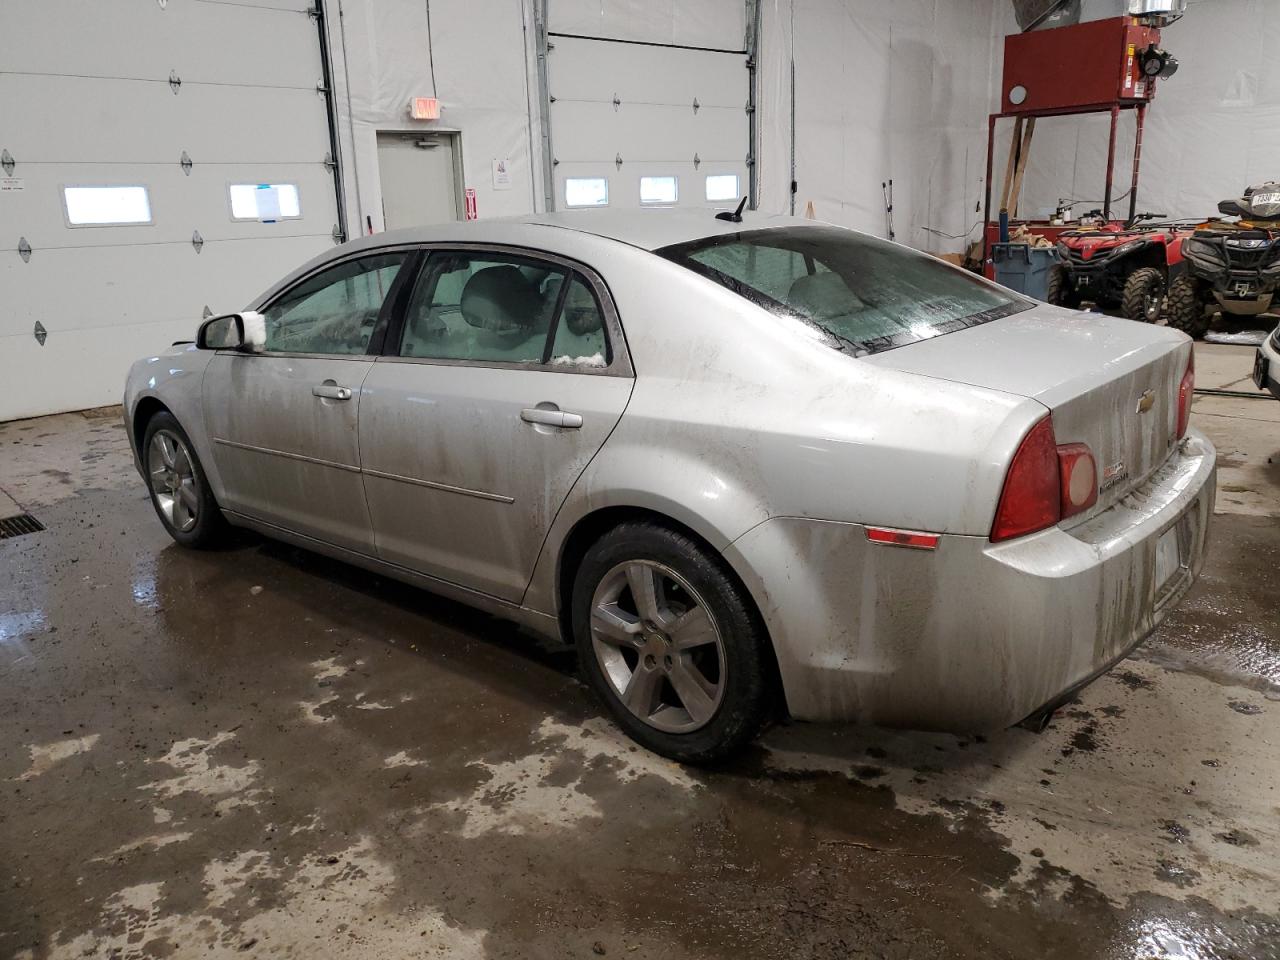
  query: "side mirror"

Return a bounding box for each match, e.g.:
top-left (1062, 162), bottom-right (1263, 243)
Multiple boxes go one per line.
top-left (196, 311), bottom-right (266, 352)
top-left (1217, 199), bottom-right (1248, 218)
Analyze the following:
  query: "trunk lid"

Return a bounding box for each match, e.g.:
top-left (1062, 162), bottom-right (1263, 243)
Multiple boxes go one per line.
top-left (864, 306), bottom-right (1191, 516)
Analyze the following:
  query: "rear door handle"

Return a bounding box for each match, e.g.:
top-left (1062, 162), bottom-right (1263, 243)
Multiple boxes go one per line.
top-left (521, 407), bottom-right (583, 429)
top-left (312, 383), bottom-right (352, 401)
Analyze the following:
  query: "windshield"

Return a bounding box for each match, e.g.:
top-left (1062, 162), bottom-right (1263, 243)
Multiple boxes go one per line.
top-left (658, 225), bottom-right (1031, 355)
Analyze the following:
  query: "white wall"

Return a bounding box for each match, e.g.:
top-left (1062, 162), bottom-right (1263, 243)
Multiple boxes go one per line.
top-left (327, 0), bottom-right (1271, 253)
top-left (324, 0), bottom-right (545, 236)
top-left (757, 0), bottom-right (1001, 252)
top-left (329, 0), bottom-right (999, 253)
top-left (999, 0), bottom-right (1280, 222)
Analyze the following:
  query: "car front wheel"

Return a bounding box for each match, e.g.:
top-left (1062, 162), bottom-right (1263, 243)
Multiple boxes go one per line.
top-left (571, 522), bottom-right (774, 763)
top-left (142, 411), bottom-right (227, 549)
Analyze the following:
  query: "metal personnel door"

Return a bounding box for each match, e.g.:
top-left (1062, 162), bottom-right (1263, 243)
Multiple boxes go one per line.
top-left (376, 133), bottom-right (461, 229)
top-left (544, 2), bottom-right (750, 212)
top-left (0, 0), bottom-right (342, 421)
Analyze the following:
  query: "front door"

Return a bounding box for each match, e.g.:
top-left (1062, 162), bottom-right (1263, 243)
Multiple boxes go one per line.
top-left (359, 249), bottom-right (634, 601)
top-left (205, 251), bottom-right (412, 553)
top-left (376, 132), bottom-right (460, 230)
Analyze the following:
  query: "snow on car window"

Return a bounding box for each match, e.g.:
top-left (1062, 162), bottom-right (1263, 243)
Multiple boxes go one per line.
top-left (548, 277), bottom-right (611, 368)
top-left (659, 226), bottom-right (1029, 355)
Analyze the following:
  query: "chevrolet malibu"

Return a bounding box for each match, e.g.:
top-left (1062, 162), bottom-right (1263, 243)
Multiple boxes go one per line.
top-left (124, 211), bottom-right (1215, 762)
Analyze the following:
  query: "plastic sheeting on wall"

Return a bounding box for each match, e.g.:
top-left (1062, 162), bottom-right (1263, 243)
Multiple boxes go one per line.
top-left (548, 0), bottom-right (746, 49)
top-left (326, 0), bottom-right (542, 233)
top-left (1003, 0), bottom-right (1280, 223)
top-left (757, 0), bottom-right (1001, 253)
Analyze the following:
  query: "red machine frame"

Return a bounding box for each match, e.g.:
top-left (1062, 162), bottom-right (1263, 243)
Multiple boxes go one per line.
top-left (983, 100), bottom-right (1149, 264)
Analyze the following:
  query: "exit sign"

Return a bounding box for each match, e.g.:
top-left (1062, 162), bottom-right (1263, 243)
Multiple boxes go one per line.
top-left (409, 97), bottom-right (441, 120)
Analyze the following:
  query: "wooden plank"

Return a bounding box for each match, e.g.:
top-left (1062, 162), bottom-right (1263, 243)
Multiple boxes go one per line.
top-left (1008, 117), bottom-right (1036, 218)
top-left (999, 116), bottom-right (1024, 213)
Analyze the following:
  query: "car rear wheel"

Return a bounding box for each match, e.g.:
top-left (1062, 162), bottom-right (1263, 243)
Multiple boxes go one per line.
top-left (1045, 264), bottom-right (1079, 308)
top-left (1121, 267), bottom-right (1166, 323)
top-left (571, 522), bottom-right (773, 763)
top-left (1166, 274), bottom-right (1213, 339)
top-left (142, 412), bottom-right (227, 549)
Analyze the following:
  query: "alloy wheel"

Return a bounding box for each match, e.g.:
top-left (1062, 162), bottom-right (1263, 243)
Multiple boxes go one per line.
top-left (147, 430), bottom-right (199, 533)
top-left (589, 560), bottom-right (726, 733)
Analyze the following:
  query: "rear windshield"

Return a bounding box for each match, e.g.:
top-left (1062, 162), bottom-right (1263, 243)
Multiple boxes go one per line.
top-left (658, 225), bottom-right (1030, 355)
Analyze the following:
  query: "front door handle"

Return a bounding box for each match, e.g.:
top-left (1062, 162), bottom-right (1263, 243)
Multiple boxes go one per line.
top-left (312, 382), bottom-right (352, 401)
top-left (521, 407), bottom-right (583, 429)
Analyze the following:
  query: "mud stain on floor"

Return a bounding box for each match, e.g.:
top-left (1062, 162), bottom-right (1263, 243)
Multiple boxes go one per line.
top-left (1, 418), bottom-right (1279, 958)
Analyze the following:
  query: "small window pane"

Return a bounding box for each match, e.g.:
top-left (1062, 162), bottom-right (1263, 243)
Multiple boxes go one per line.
top-left (549, 278), bottom-right (609, 368)
top-left (401, 252), bottom-right (566, 363)
top-left (262, 253), bottom-right (407, 355)
top-left (705, 174), bottom-right (740, 203)
top-left (640, 176), bottom-right (678, 205)
top-left (565, 177), bottom-right (609, 207)
top-left (63, 186), bottom-right (151, 226)
top-left (230, 183), bottom-right (301, 222)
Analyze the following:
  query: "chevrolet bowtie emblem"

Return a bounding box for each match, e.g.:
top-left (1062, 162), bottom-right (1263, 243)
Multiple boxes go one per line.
top-left (1136, 389), bottom-right (1155, 414)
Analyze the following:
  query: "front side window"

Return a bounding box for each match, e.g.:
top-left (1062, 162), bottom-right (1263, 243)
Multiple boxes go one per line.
top-left (659, 226), bottom-right (1029, 355)
top-left (399, 252), bottom-right (610, 369)
top-left (261, 253), bottom-right (407, 355)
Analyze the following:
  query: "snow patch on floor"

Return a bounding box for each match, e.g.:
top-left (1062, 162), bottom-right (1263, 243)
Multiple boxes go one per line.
top-left (15, 734), bottom-right (100, 780)
top-left (141, 732), bottom-right (261, 808)
top-left (311, 657), bottom-right (347, 681)
top-left (46, 839), bottom-right (488, 959)
top-left (384, 751), bottom-right (427, 769)
top-left (434, 717), bottom-right (696, 838)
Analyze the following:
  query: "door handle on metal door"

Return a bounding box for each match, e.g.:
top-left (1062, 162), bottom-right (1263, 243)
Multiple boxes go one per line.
top-left (520, 407), bottom-right (583, 429)
top-left (312, 383), bottom-right (352, 401)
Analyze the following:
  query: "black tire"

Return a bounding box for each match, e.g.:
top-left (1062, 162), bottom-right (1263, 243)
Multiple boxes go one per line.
top-left (1166, 274), bottom-right (1213, 338)
top-left (1121, 267), bottom-right (1167, 323)
top-left (141, 411), bottom-right (228, 549)
top-left (1045, 264), bottom-right (1079, 308)
top-left (571, 522), bottom-right (774, 764)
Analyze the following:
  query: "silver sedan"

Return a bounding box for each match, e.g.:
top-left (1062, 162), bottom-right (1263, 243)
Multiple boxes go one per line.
top-left (123, 211), bottom-right (1216, 762)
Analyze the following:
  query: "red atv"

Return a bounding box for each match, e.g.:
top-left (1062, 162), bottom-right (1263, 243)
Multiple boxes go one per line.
top-left (1047, 214), bottom-right (1193, 323)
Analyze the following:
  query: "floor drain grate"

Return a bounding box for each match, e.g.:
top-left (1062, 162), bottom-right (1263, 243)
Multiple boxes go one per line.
top-left (0, 514), bottom-right (45, 540)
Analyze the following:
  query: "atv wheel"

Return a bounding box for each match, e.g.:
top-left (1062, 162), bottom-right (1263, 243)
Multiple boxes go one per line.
top-left (1045, 265), bottom-right (1079, 308)
top-left (1121, 267), bottom-right (1166, 323)
top-left (1166, 274), bottom-right (1212, 339)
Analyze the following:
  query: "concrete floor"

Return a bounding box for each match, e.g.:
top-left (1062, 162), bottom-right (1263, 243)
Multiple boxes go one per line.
top-left (1, 343), bottom-right (1278, 959)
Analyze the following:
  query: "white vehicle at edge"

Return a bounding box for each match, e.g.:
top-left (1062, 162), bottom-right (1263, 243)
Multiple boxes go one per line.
top-left (122, 210), bottom-right (1215, 762)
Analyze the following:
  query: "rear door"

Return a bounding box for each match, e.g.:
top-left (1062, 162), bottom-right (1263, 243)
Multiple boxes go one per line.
top-left (359, 247), bottom-right (634, 601)
top-left (204, 251), bottom-right (413, 553)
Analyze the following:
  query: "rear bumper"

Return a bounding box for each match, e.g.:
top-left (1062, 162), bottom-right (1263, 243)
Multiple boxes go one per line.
top-left (724, 429), bottom-right (1216, 731)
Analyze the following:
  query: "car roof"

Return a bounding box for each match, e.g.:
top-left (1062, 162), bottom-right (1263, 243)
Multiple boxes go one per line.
top-left (515, 209), bottom-right (815, 251)
top-left (361, 209), bottom-right (819, 254)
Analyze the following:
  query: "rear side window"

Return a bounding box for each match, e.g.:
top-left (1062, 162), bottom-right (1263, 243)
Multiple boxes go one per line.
top-left (659, 226), bottom-right (1029, 355)
top-left (399, 252), bottom-right (610, 369)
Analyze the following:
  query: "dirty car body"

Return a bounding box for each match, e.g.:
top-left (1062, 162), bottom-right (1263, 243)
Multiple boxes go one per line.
top-left (123, 211), bottom-right (1215, 754)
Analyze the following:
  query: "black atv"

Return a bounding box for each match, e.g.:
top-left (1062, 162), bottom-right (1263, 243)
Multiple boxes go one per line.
top-left (1169, 182), bottom-right (1280, 338)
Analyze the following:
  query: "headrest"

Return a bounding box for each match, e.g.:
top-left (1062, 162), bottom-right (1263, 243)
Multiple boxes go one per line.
top-left (460, 266), bottom-right (542, 332)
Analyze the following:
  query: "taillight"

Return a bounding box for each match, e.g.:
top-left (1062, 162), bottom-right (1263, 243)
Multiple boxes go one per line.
top-left (1057, 444), bottom-right (1098, 518)
top-left (991, 417), bottom-right (1059, 542)
top-left (1176, 351), bottom-right (1194, 439)
top-left (991, 416), bottom-right (1098, 542)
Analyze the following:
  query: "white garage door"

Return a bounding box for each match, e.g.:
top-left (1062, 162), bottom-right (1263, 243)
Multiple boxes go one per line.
top-left (546, 2), bottom-right (749, 212)
top-left (0, 0), bottom-right (341, 421)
